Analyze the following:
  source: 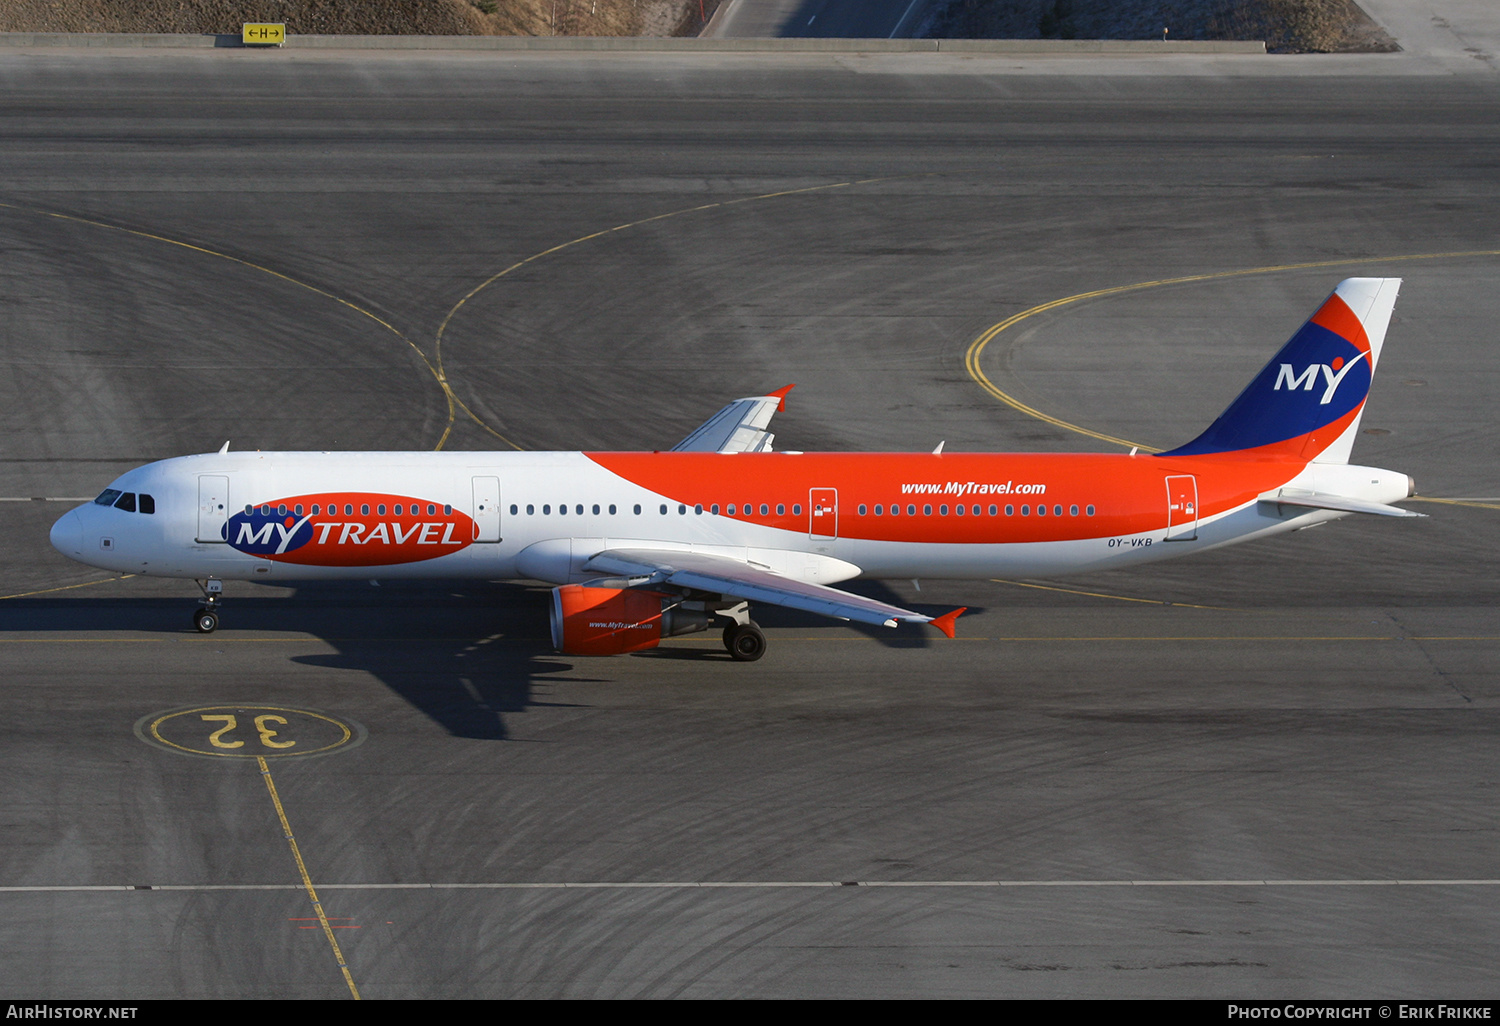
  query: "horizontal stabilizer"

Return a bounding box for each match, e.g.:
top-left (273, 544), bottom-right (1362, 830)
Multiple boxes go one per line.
top-left (1259, 489), bottom-right (1424, 518)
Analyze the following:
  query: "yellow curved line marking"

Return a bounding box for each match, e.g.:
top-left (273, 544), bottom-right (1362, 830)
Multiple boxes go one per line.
top-left (964, 249), bottom-right (1500, 454)
top-left (0, 574), bottom-right (134, 601)
top-left (258, 756), bottom-right (360, 1000)
top-left (430, 176), bottom-right (906, 451)
top-left (0, 202), bottom-right (461, 449)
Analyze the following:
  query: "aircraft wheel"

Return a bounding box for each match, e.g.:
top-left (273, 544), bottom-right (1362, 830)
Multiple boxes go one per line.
top-left (722, 620), bottom-right (762, 654)
top-left (193, 608), bottom-right (219, 634)
top-left (725, 622), bottom-right (765, 662)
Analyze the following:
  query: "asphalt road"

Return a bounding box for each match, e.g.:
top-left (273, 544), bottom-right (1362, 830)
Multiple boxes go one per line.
top-left (708, 0), bottom-right (937, 38)
top-left (0, 45), bottom-right (1497, 998)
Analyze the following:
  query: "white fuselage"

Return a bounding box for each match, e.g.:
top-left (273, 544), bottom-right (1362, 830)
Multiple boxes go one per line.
top-left (49, 449), bottom-right (1412, 587)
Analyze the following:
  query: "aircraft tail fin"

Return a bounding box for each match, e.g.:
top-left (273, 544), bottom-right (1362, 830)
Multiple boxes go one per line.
top-left (1158, 278), bottom-right (1401, 464)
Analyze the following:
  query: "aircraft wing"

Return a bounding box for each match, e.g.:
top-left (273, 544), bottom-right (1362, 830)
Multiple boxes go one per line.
top-left (582, 547), bottom-right (965, 636)
top-left (670, 385), bottom-right (795, 454)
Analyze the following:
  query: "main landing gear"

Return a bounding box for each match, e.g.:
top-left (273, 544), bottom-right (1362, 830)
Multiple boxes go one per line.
top-left (193, 578), bottom-right (223, 633)
top-left (722, 620), bottom-right (766, 662)
top-left (708, 600), bottom-right (765, 662)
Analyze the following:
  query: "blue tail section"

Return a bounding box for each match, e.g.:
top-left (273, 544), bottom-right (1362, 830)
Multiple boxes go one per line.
top-left (1158, 278), bottom-right (1400, 463)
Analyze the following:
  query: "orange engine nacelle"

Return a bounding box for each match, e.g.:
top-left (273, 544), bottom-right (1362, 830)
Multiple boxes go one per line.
top-left (549, 585), bottom-right (710, 656)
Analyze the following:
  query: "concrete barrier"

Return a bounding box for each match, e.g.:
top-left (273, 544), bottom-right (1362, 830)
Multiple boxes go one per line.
top-left (0, 32), bottom-right (1267, 54)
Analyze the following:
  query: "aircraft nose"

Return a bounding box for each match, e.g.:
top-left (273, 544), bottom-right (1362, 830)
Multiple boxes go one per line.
top-left (50, 509), bottom-right (83, 556)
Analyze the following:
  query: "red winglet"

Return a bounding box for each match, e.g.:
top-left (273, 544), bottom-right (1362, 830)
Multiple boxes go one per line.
top-left (928, 607), bottom-right (967, 639)
top-left (767, 384), bottom-right (796, 412)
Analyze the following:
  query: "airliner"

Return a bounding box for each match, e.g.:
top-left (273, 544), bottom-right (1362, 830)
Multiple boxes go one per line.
top-left (50, 278), bottom-right (1419, 661)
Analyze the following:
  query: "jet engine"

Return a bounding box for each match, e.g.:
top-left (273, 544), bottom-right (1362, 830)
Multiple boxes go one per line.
top-left (549, 584), bottom-right (710, 656)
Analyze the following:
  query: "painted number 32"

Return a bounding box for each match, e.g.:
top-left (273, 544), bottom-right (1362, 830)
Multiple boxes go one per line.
top-left (200, 713), bottom-right (296, 749)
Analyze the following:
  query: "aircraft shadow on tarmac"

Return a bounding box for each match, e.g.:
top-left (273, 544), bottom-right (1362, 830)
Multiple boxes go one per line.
top-left (5, 578), bottom-right (976, 740)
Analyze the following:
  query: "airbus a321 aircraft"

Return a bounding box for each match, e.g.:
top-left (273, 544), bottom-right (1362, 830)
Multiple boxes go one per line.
top-left (51, 278), bottom-right (1420, 661)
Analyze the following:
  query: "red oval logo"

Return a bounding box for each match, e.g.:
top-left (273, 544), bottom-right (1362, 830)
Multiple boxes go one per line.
top-left (230, 493), bottom-right (473, 566)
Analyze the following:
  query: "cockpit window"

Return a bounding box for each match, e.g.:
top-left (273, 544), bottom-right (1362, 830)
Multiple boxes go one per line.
top-left (94, 489), bottom-right (122, 506)
top-left (113, 492), bottom-right (137, 513)
top-left (138, 494), bottom-right (155, 515)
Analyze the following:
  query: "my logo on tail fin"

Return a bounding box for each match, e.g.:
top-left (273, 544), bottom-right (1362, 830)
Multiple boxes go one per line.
top-left (1273, 356), bottom-right (1364, 405)
top-left (1157, 281), bottom-right (1396, 459)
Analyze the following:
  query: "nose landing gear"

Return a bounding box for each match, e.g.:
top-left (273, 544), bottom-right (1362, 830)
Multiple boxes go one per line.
top-left (193, 578), bottom-right (223, 633)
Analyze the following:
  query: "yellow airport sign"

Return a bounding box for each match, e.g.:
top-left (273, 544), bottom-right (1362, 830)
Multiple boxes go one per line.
top-left (242, 23), bottom-right (286, 46)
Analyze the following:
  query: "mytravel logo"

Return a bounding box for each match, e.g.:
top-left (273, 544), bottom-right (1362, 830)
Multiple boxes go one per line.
top-left (901, 481), bottom-right (1047, 496)
top-left (226, 492), bottom-right (474, 566)
top-left (1273, 355), bottom-right (1367, 405)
